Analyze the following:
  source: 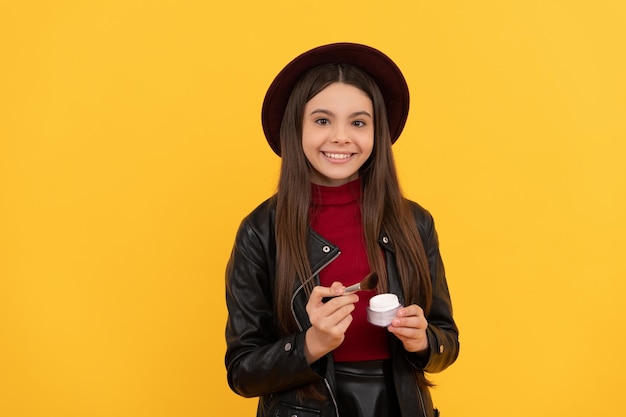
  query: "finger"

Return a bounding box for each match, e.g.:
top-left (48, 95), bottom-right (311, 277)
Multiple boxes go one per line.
top-left (321, 281), bottom-right (350, 303)
top-left (309, 282), bottom-right (345, 304)
top-left (321, 306), bottom-right (355, 333)
top-left (329, 281), bottom-right (346, 293)
top-left (388, 324), bottom-right (420, 338)
top-left (317, 293), bottom-right (360, 312)
top-left (390, 315), bottom-right (427, 330)
top-left (309, 296), bottom-right (358, 328)
top-left (387, 325), bottom-right (429, 352)
top-left (334, 312), bottom-right (354, 334)
top-left (318, 300), bottom-right (357, 325)
top-left (396, 304), bottom-right (423, 318)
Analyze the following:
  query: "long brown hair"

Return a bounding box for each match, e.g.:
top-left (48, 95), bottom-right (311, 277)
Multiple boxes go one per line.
top-left (274, 63), bottom-right (433, 392)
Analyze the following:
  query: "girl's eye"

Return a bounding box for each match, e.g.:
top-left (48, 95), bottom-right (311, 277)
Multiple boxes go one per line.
top-left (353, 120), bottom-right (366, 127)
top-left (315, 118), bottom-right (330, 125)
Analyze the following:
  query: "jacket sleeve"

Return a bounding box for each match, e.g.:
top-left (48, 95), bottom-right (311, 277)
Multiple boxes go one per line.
top-left (224, 211), bottom-right (324, 398)
top-left (408, 206), bottom-right (460, 373)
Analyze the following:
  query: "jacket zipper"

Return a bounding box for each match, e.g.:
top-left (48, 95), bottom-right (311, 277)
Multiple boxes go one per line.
top-left (416, 385), bottom-right (428, 417)
top-left (290, 251), bottom-right (341, 332)
top-left (290, 250), bottom-right (341, 416)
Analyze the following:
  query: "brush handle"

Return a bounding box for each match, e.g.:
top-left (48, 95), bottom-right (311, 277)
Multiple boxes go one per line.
top-left (343, 282), bottom-right (361, 292)
top-left (320, 272), bottom-right (377, 303)
top-left (322, 283), bottom-right (360, 303)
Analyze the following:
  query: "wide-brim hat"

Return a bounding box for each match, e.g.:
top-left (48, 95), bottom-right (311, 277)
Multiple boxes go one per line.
top-left (261, 42), bottom-right (410, 156)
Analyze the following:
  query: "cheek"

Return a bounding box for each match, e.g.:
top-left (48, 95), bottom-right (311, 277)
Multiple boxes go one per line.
top-left (363, 134), bottom-right (375, 157)
top-left (300, 135), bottom-right (319, 163)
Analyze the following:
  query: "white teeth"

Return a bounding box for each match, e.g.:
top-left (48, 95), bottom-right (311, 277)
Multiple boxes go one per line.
top-left (324, 152), bottom-right (351, 160)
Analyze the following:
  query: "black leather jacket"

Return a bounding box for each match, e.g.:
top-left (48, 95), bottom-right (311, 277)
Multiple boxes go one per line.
top-left (225, 196), bottom-right (459, 417)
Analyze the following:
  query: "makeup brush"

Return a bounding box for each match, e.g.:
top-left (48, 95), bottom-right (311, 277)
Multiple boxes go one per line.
top-left (344, 272), bottom-right (379, 293)
top-left (322, 272), bottom-right (379, 302)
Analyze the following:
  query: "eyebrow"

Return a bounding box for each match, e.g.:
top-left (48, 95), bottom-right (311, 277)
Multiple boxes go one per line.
top-left (308, 109), bottom-right (373, 118)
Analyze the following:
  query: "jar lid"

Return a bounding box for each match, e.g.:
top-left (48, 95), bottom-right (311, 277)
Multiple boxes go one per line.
top-left (369, 293), bottom-right (400, 312)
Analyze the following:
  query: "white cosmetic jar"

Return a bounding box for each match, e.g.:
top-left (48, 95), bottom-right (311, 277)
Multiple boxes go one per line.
top-left (367, 293), bottom-right (402, 327)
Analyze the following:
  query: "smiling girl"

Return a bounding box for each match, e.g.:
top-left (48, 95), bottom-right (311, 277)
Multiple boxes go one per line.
top-left (225, 43), bottom-right (459, 417)
top-left (302, 82), bottom-right (374, 187)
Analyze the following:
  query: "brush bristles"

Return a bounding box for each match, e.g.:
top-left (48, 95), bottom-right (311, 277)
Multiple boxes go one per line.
top-left (359, 272), bottom-right (379, 291)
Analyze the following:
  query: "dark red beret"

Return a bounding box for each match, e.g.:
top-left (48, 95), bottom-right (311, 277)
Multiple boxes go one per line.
top-left (261, 42), bottom-right (410, 156)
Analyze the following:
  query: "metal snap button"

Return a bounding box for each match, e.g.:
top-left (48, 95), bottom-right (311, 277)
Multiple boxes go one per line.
top-left (322, 245), bottom-right (330, 253)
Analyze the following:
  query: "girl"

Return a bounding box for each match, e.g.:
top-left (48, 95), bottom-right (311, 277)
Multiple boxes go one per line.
top-left (225, 43), bottom-right (459, 417)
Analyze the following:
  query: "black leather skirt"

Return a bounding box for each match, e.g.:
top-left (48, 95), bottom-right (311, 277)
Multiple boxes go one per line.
top-left (334, 360), bottom-right (401, 417)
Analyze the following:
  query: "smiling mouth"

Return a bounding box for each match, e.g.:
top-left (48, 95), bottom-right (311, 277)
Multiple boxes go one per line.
top-left (323, 152), bottom-right (353, 160)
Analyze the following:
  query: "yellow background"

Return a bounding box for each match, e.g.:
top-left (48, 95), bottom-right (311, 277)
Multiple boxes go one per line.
top-left (1, 1), bottom-right (625, 416)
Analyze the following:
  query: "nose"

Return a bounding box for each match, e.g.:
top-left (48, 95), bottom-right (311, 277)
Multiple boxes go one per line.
top-left (332, 126), bottom-right (351, 144)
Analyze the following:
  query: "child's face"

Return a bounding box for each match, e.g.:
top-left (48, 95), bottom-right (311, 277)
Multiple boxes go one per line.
top-left (301, 82), bottom-right (374, 187)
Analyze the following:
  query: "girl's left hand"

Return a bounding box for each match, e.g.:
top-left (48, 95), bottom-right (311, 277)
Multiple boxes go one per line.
top-left (387, 304), bottom-right (429, 353)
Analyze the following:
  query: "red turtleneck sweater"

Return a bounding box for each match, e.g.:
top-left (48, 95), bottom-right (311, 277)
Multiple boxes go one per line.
top-left (309, 178), bottom-right (390, 362)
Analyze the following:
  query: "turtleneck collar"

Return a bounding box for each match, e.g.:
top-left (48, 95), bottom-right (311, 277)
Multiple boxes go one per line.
top-left (311, 178), bottom-right (361, 206)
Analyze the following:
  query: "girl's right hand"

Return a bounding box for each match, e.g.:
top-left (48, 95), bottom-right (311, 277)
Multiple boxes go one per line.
top-left (304, 281), bottom-right (359, 364)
